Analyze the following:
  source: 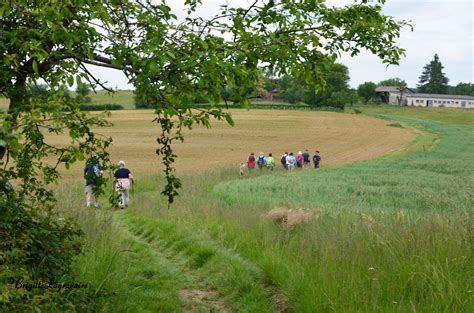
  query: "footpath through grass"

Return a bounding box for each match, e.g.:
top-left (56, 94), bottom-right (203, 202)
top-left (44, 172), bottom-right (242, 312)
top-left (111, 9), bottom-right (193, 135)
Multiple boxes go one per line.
top-left (62, 106), bottom-right (473, 312)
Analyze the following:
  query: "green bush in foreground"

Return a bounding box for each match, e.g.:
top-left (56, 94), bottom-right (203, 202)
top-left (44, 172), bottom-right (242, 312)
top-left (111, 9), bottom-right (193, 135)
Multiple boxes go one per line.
top-left (0, 178), bottom-right (93, 311)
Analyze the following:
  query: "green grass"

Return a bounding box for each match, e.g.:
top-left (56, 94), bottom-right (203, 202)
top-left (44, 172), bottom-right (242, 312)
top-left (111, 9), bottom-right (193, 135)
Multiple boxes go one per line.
top-left (212, 116), bottom-right (473, 311)
top-left (60, 106), bottom-right (473, 312)
top-left (348, 104), bottom-right (474, 126)
top-left (72, 90), bottom-right (136, 109)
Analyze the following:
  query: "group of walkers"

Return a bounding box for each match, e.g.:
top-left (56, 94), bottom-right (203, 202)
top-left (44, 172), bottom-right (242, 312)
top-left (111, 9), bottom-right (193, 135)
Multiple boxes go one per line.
top-left (84, 154), bottom-right (134, 209)
top-left (242, 150), bottom-right (321, 175)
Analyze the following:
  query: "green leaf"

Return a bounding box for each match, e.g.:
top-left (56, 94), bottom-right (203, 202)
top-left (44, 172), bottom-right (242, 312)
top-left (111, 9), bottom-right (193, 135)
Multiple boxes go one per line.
top-left (0, 4), bottom-right (7, 17)
top-left (67, 76), bottom-right (74, 87)
top-left (224, 113), bottom-right (234, 127)
top-left (32, 60), bottom-right (38, 74)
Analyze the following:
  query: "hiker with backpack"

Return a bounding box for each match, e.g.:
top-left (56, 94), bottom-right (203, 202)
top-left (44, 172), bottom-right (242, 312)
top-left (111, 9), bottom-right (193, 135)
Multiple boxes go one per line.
top-left (286, 152), bottom-right (296, 171)
top-left (296, 151), bottom-right (304, 169)
top-left (281, 152), bottom-right (288, 170)
top-left (313, 150), bottom-right (322, 168)
top-left (113, 160), bottom-right (134, 209)
top-left (257, 152), bottom-right (266, 170)
top-left (247, 152), bottom-right (256, 172)
top-left (266, 153), bottom-right (275, 171)
top-left (84, 154), bottom-right (103, 209)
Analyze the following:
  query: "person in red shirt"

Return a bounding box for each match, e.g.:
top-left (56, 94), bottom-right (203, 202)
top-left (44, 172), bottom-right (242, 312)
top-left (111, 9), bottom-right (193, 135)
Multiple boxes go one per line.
top-left (246, 152), bottom-right (256, 172)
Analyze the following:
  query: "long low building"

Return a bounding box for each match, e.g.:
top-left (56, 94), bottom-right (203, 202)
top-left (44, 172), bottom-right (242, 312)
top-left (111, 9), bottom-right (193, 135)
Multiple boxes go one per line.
top-left (375, 86), bottom-right (474, 108)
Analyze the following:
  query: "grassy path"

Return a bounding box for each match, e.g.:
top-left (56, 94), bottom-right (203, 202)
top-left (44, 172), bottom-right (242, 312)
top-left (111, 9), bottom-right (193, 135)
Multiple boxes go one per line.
top-left (116, 211), bottom-right (290, 312)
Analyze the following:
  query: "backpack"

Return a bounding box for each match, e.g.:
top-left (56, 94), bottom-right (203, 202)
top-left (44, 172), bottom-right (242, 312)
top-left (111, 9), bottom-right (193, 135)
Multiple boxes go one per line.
top-left (296, 155), bottom-right (303, 166)
top-left (257, 156), bottom-right (265, 164)
top-left (281, 156), bottom-right (286, 165)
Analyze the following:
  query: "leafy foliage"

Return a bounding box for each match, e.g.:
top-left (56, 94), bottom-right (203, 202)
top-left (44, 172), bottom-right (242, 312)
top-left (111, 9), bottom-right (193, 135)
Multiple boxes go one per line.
top-left (76, 81), bottom-right (92, 104)
top-left (0, 0), bottom-right (409, 202)
top-left (358, 82), bottom-right (377, 103)
top-left (261, 63), bottom-right (354, 108)
top-left (0, 176), bottom-right (92, 310)
top-left (448, 82), bottom-right (474, 96)
top-left (78, 103), bottom-right (123, 111)
top-left (377, 77), bottom-right (407, 87)
top-left (417, 54), bottom-right (449, 94)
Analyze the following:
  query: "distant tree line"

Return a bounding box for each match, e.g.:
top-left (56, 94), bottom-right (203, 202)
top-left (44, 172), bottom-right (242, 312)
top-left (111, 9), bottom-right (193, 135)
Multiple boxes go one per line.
top-left (135, 63), bottom-right (358, 110)
top-left (29, 83), bottom-right (124, 110)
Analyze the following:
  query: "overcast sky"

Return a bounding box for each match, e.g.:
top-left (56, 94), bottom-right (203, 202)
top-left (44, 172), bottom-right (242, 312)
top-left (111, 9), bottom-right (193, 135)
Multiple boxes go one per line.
top-left (89, 0), bottom-right (473, 90)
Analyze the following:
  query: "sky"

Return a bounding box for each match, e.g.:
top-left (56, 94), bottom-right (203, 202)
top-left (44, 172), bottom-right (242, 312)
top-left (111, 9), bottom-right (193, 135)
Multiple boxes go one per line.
top-left (88, 0), bottom-right (474, 90)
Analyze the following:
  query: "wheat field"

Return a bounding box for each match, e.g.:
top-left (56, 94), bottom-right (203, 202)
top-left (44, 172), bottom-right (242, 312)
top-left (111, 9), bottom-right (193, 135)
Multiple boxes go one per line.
top-left (43, 109), bottom-right (415, 179)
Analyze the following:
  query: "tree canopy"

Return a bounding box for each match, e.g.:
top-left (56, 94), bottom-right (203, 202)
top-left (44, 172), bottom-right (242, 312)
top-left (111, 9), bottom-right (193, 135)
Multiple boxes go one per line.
top-left (0, 1), bottom-right (410, 309)
top-left (1, 0), bottom-right (409, 203)
top-left (448, 82), bottom-right (474, 97)
top-left (417, 54), bottom-right (449, 94)
top-left (357, 82), bottom-right (377, 103)
top-left (377, 77), bottom-right (407, 87)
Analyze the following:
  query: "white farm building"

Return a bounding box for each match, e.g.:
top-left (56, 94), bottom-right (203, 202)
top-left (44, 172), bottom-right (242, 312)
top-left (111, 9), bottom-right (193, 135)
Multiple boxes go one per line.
top-left (375, 86), bottom-right (474, 108)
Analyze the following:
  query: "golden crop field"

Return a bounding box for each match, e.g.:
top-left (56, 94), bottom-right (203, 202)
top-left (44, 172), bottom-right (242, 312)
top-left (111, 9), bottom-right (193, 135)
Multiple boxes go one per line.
top-left (43, 109), bottom-right (415, 180)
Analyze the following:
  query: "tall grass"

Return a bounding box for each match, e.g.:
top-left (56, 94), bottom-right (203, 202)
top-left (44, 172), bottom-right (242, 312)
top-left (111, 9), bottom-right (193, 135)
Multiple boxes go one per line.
top-left (211, 117), bottom-right (473, 311)
top-left (60, 108), bottom-right (473, 312)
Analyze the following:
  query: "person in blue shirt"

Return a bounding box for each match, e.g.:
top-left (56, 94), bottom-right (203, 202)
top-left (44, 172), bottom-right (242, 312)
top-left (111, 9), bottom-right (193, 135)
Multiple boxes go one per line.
top-left (114, 160), bottom-right (134, 209)
top-left (84, 154), bottom-right (103, 208)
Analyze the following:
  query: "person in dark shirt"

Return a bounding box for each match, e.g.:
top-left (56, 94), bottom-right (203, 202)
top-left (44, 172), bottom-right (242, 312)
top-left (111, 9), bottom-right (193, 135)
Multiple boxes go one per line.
top-left (313, 150), bottom-right (322, 168)
top-left (302, 149), bottom-right (310, 169)
top-left (114, 160), bottom-right (134, 209)
top-left (84, 155), bottom-right (103, 208)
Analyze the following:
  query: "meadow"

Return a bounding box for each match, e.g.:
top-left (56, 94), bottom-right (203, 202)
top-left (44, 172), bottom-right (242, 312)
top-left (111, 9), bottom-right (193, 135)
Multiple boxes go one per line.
top-left (55, 105), bottom-right (473, 312)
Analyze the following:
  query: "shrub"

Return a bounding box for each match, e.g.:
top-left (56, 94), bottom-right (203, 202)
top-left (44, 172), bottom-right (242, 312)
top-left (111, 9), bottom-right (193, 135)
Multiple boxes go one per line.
top-left (78, 103), bottom-right (124, 111)
top-left (0, 178), bottom-right (92, 311)
top-left (135, 101), bottom-right (154, 109)
top-left (387, 122), bottom-right (404, 128)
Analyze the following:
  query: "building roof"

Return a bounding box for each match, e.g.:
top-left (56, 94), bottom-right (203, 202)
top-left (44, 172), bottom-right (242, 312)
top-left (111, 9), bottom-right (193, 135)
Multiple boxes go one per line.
top-left (406, 93), bottom-right (474, 100)
top-left (375, 86), bottom-right (414, 93)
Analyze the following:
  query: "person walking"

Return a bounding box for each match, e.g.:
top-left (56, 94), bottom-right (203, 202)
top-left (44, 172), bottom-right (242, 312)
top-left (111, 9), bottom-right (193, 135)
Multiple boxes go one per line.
top-left (247, 152), bottom-right (256, 172)
top-left (296, 151), bottom-right (304, 169)
top-left (266, 153), bottom-right (275, 171)
top-left (281, 152), bottom-right (288, 170)
top-left (84, 154), bottom-right (103, 208)
top-left (286, 152), bottom-right (296, 171)
top-left (313, 150), bottom-right (322, 168)
top-left (257, 152), bottom-right (266, 170)
top-left (302, 149), bottom-right (310, 169)
top-left (114, 160), bottom-right (134, 209)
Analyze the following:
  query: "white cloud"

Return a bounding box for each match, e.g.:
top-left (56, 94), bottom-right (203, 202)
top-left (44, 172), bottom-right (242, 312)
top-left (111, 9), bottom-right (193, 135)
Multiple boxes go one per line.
top-left (343, 0), bottom-right (473, 87)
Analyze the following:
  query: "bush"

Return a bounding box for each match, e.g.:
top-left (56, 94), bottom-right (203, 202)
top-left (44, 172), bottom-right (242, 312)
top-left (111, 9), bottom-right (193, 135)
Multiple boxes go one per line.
top-left (0, 178), bottom-right (93, 311)
top-left (78, 103), bottom-right (124, 111)
top-left (135, 101), bottom-right (154, 109)
top-left (367, 98), bottom-right (384, 106)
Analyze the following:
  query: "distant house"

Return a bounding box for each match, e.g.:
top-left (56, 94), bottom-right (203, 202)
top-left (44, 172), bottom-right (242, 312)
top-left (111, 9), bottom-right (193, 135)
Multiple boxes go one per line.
top-left (375, 86), bottom-right (474, 108)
